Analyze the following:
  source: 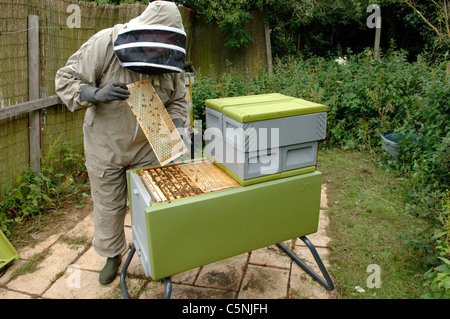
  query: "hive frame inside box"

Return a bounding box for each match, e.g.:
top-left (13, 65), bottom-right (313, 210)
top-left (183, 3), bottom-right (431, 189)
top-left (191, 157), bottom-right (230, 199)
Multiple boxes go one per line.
top-left (121, 161), bottom-right (334, 298)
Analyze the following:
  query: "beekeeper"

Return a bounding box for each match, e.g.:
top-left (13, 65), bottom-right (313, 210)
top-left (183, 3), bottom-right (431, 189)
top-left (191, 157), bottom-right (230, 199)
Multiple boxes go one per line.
top-left (55, 1), bottom-right (188, 284)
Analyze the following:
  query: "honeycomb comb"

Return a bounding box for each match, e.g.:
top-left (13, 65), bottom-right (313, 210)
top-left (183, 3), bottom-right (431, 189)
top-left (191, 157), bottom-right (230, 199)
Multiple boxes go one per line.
top-left (126, 79), bottom-right (187, 166)
top-left (179, 160), bottom-right (240, 192)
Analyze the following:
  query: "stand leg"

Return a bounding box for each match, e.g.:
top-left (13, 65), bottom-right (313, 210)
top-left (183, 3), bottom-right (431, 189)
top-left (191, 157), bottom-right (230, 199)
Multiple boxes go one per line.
top-left (120, 245), bottom-right (172, 299)
top-left (164, 277), bottom-right (172, 299)
top-left (120, 246), bottom-right (136, 299)
top-left (277, 236), bottom-right (334, 291)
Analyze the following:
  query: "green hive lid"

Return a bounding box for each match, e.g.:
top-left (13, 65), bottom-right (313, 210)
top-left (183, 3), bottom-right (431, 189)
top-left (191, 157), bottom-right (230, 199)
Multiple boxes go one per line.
top-left (205, 93), bottom-right (294, 112)
top-left (205, 93), bottom-right (327, 122)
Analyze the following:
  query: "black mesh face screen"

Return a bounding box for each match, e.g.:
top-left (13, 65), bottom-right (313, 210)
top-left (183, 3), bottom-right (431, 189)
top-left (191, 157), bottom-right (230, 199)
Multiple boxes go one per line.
top-left (114, 26), bottom-right (186, 74)
top-left (114, 29), bottom-right (186, 48)
top-left (114, 47), bottom-right (185, 74)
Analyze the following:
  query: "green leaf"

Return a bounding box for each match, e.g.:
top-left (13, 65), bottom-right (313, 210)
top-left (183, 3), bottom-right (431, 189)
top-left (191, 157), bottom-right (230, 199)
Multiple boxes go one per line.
top-left (438, 257), bottom-right (450, 266)
top-left (434, 264), bottom-right (450, 272)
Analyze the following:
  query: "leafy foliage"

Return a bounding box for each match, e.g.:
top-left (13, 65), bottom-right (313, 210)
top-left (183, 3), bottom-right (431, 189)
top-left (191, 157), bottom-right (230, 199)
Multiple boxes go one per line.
top-left (401, 0), bottom-right (450, 49)
top-left (423, 191), bottom-right (450, 298)
top-left (177, 0), bottom-right (266, 49)
top-left (0, 142), bottom-right (88, 237)
top-left (82, 0), bottom-right (447, 57)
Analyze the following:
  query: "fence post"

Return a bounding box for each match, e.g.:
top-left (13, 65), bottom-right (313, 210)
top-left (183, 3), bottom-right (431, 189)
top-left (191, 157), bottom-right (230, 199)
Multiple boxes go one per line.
top-left (374, 16), bottom-right (382, 61)
top-left (28, 15), bottom-right (41, 175)
top-left (265, 25), bottom-right (273, 75)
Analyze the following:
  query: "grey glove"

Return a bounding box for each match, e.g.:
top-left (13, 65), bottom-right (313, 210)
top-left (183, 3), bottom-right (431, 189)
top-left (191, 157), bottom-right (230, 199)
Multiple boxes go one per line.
top-left (80, 82), bottom-right (130, 103)
top-left (172, 118), bottom-right (184, 130)
top-left (172, 118), bottom-right (185, 140)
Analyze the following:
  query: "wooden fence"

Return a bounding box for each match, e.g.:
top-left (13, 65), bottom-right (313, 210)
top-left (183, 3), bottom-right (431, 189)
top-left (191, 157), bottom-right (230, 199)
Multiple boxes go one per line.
top-left (0, 0), bottom-right (271, 192)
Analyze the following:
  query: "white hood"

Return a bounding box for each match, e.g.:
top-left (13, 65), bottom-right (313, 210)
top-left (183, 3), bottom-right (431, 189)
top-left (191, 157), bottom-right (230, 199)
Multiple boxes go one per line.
top-left (128, 1), bottom-right (185, 31)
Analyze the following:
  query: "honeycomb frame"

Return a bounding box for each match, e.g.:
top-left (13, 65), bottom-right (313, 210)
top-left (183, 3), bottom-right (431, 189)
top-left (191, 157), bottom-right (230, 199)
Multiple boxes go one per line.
top-left (126, 79), bottom-right (187, 166)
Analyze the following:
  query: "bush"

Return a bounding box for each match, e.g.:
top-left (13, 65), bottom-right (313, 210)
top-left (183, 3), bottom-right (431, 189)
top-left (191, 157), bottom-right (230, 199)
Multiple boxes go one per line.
top-left (0, 141), bottom-right (88, 237)
top-left (0, 169), bottom-right (58, 235)
top-left (423, 191), bottom-right (450, 298)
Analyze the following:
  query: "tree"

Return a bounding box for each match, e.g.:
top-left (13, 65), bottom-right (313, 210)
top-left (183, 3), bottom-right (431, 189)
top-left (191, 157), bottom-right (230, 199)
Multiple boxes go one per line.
top-left (81, 0), bottom-right (445, 57)
top-left (400, 0), bottom-right (450, 48)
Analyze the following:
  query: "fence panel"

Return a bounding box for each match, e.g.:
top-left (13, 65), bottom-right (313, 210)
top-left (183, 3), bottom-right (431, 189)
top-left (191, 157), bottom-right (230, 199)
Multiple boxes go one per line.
top-left (0, 0), bottom-right (149, 191)
top-left (191, 9), bottom-right (270, 77)
top-left (0, 1), bottom-right (269, 192)
top-left (0, 0), bottom-right (29, 107)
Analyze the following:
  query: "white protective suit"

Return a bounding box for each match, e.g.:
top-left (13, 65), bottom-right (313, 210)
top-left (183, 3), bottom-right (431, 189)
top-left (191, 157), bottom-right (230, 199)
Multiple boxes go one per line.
top-left (55, 1), bottom-right (188, 258)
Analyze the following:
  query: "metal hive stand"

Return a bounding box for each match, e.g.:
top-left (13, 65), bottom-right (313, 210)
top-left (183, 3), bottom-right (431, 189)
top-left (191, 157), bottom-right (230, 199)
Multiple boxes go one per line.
top-left (277, 236), bottom-right (334, 291)
top-left (120, 235), bottom-right (334, 299)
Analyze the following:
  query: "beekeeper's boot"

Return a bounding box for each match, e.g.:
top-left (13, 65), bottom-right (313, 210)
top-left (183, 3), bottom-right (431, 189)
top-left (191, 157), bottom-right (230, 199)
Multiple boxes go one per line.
top-left (99, 255), bottom-right (121, 284)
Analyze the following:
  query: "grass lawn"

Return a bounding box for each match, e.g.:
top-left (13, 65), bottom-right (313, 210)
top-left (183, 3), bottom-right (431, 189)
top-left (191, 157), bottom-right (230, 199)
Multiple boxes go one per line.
top-left (317, 148), bottom-right (428, 299)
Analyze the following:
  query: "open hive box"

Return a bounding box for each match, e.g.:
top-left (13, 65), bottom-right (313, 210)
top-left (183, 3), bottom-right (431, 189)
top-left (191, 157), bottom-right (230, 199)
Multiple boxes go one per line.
top-left (127, 159), bottom-right (322, 280)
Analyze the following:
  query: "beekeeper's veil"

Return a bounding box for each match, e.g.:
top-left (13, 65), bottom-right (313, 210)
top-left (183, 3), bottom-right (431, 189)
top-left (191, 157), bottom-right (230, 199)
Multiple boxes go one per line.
top-left (113, 1), bottom-right (186, 74)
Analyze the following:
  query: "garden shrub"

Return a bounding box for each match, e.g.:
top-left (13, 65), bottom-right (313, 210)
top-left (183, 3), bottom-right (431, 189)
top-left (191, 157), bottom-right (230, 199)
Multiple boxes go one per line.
top-left (0, 141), bottom-right (88, 237)
top-left (423, 190), bottom-right (450, 298)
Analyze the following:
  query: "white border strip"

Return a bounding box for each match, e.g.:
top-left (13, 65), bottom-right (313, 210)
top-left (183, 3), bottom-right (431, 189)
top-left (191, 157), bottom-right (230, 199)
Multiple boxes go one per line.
top-left (114, 42), bottom-right (186, 54)
top-left (119, 24), bottom-right (186, 36)
top-left (122, 62), bottom-right (183, 73)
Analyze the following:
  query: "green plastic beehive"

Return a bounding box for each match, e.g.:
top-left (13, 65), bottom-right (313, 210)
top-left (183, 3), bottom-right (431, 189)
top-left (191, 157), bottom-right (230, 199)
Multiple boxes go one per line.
top-left (128, 168), bottom-right (322, 280)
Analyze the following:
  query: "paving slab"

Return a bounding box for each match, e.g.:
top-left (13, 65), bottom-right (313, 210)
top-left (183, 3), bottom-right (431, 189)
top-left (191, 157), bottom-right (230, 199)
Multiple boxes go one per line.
top-left (291, 245), bottom-right (331, 273)
top-left (195, 254), bottom-right (248, 291)
top-left (238, 265), bottom-right (290, 299)
top-left (289, 262), bottom-right (335, 299)
top-left (171, 267), bottom-right (201, 285)
top-left (138, 279), bottom-right (168, 299)
top-left (0, 259), bottom-right (26, 286)
top-left (170, 284), bottom-right (236, 299)
top-left (6, 241), bottom-right (86, 296)
top-left (249, 245), bottom-right (292, 269)
top-left (125, 249), bottom-right (148, 278)
top-left (42, 269), bottom-right (118, 299)
top-left (320, 184), bottom-right (329, 209)
top-left (304, 211), bottom-right (331, 248)
top-left (74, 246), bottom-right (106, 272)
top-left (0, 288), bottom-right (32, 299)
top-left (18, 233), bottom-right (63, 260)
top-left (115, 277), bottom-right (148, 299)
top-left (65, 213), bottom-right (95, 239)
